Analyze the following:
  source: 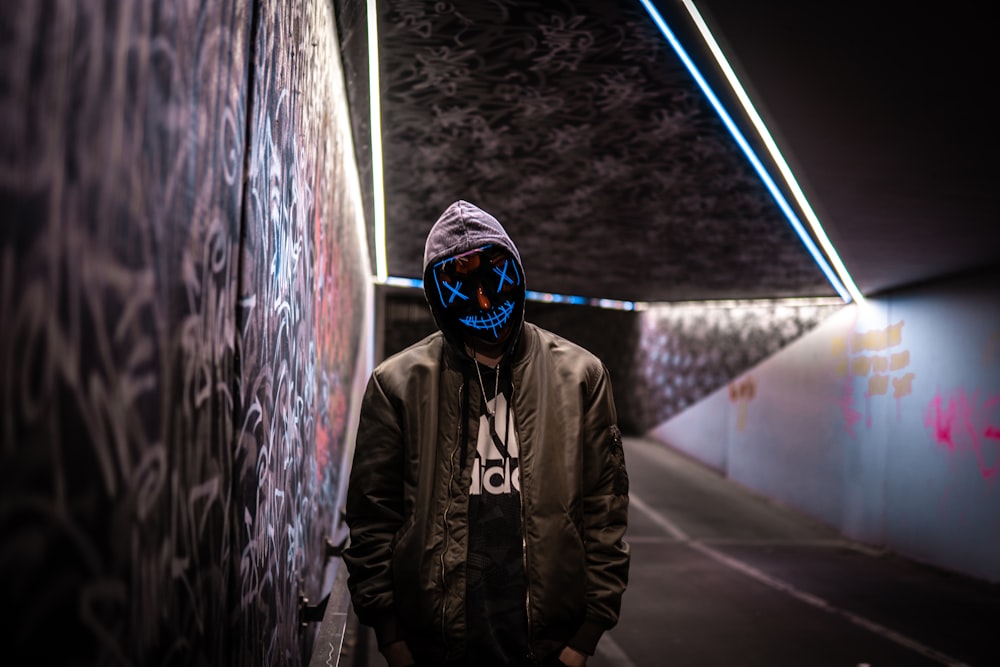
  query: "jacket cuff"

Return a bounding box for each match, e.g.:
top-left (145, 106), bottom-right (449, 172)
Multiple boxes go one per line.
top-left (567, 619), bottom-right (606, 656)
top-left (371, 611), bottom-right (403, 649)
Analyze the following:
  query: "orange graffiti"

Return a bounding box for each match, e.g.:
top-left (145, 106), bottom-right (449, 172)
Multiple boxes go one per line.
top-left (892, 373), bottom-right (915, 398)
top-left (851, 356), bottom-right (873, 376)
top-left (831, 336), bottom-right (848, 356)
top-left (868, 375), bottom-right (889, 396)
top-left (728, 376), bottom-right (756, 432)
top-left (851, 320), bottom-right (904, 351)
top-left (728, 376), bottom-right (756, 401)
top-left (872, 356), bottom-right (888, 373)
top-left (835, 319), bottom-right (913, 432)
top-left (889, 350), bottom-right (910, 371)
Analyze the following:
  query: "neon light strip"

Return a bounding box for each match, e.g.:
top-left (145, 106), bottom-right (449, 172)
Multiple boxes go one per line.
top-left (368, 0), bottom-right (388, 282)
top-left (647, 296), bottom-right (844, 309)
top-left (381, 276), bottom-right (641, 311)
top-left (677, 0), bottom-right (863, 304)
top-left (638, 0), bottom-right (861, 303)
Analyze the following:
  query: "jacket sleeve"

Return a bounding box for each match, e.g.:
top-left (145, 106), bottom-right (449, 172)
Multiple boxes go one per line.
top-left (343, 370), bottom-right (406, 648)
top-left (568, 363), bottom-right (630, 655)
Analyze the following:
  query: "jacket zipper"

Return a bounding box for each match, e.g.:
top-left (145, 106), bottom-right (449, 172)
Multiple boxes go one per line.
top-left (440, 382), bottom-right (464, 654)
top-left (513, 378), bottom-right (536, 661)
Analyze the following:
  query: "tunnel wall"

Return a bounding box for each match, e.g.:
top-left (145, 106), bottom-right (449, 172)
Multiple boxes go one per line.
top-left (0, 1), bottom-right (371, 665)
top-left (648, 266), bottom-right (1000, 583)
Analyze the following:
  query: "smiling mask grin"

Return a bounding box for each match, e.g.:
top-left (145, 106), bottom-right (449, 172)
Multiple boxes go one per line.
top-left (458, 299), bottom-right (516, 339)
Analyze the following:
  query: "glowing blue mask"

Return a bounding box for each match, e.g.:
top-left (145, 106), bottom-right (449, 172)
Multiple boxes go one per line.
top-left (431, 244), bottom-right (524, 348)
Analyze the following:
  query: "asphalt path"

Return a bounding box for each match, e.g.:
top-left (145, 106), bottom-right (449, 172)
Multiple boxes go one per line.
top-left (590, 437), bottom-right (1000, 667)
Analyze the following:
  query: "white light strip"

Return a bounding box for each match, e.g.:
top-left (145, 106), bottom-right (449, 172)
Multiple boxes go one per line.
top-left (368, 0), bottom-right (388, 282)
top-left (638, 0), bottom-right (861, 304)
top-left (678, 0), bottom-right (864, 304)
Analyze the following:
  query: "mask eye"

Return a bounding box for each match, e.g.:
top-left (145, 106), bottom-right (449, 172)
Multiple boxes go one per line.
top-left (440, 278), bottom-right (469, 305)
top-left (492, 257), bottom-right (517, 293)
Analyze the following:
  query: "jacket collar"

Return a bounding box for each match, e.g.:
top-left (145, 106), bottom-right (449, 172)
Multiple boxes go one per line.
top-left (440, 323), bottom-right (534, 372)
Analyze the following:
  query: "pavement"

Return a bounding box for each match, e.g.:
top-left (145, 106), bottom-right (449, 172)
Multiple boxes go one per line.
top-left (342, 436), bottom-right (1000, 667)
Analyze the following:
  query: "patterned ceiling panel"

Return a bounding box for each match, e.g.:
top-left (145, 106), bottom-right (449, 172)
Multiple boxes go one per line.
top-left (375, 0), bottom-right (836, 302)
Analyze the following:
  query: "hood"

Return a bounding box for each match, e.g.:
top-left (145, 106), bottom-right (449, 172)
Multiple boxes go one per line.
top-left (423, 200), bottom-right (526, 357)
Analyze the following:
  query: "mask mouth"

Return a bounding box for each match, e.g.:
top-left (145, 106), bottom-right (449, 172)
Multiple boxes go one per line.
top-left (458, 300), bottom-right (516, 340)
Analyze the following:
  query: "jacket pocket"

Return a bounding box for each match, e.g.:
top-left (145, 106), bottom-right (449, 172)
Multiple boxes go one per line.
top-left (390, 513), bottom-right (416, 555)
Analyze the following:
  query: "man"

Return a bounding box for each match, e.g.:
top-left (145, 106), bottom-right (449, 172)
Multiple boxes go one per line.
top-left (344, 200), bottom-right (629, 667)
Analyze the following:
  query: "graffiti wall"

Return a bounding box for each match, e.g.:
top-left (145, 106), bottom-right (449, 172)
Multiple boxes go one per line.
top-left (0, 0), bottom-right (371, 664)
top-left (634, 299), bottom-right (843, 434)
top-left (648, 266), bottom-right (1000, 582)
top-left (234, 0), bottom-right (371, 662)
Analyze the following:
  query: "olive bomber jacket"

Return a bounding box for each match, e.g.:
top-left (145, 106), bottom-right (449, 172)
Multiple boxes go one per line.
top-left (343, 322), bottom-right (630, 661)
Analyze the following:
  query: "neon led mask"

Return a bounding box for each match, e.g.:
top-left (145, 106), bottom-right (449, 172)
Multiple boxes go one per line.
top-left (431, 244), bottom-right (524, 348)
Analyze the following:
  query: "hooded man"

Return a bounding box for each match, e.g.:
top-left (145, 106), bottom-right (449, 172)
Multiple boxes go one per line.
top-left (344, 201), bottom-right (629, 667)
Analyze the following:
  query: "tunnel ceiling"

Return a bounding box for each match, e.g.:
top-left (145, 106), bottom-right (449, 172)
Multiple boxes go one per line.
top-left (336, 0), bottom-right (997, 303)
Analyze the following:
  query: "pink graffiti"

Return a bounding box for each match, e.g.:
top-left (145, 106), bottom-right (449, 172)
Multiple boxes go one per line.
top-left (924, 389), bottom-right (1000, 480)
top-left (838, 378), bottom-right (862, 437)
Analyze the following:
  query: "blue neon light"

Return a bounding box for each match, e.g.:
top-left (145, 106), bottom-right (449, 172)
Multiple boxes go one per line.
top-left (458, 300), bottom-right (517, 339)
top-left (637, 0), bottom-right (850, 302)
top-left (380, 277), bottom-right (638, 311)
top-left (442, 280), bottom-right (468, 304)
top-left (494, 260), bottom-right (516, 290)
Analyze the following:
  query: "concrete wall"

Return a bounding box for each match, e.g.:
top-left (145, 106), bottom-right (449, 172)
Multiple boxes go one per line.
top-left (0, 1), bottom-right (372, 664)
top-left (649, 266), bottom-right (1000, 582)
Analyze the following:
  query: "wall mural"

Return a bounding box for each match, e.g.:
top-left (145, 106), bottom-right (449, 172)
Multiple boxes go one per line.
top-left (633, 300), bottom-right (844, 432)
top-left (0, 1), bottom-right (369, 665)
top-left (235, 0), bottom-right (369, 662)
